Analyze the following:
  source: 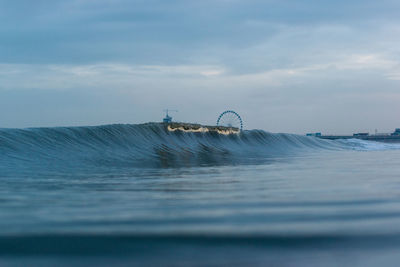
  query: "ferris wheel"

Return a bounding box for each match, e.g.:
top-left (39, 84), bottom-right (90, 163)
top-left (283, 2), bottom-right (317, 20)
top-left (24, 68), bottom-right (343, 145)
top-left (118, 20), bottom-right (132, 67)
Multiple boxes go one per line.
top-left (216, 110), bottom-right (243, 131)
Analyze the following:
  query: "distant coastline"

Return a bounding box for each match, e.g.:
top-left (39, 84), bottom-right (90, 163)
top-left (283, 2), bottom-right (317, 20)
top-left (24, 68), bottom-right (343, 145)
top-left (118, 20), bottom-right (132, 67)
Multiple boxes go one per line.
top-left (306, 128), bottom-right (400, 143)
top-left (316, 135), bottom-right (400, 143)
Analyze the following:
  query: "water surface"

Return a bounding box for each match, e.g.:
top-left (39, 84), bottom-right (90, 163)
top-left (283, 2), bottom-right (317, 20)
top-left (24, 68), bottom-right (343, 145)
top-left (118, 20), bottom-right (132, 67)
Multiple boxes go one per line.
top-left (1, 124), bottom-right (400, 266)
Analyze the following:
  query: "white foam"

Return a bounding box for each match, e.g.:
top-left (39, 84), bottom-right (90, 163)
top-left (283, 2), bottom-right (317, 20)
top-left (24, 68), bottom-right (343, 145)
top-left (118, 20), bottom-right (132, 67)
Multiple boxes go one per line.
top-left (339, 138), bottom-right (400, 151)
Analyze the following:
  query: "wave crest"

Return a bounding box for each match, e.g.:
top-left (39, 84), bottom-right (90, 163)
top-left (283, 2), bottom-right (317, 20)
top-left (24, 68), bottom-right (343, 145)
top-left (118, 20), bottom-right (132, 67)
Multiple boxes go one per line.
top-left (0, 123), bottom-right (394, 169)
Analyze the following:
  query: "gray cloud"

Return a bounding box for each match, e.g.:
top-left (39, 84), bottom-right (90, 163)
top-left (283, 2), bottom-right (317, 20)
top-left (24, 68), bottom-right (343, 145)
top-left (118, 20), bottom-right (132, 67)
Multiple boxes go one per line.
top-left (1, 0), bottom-right (400, 133)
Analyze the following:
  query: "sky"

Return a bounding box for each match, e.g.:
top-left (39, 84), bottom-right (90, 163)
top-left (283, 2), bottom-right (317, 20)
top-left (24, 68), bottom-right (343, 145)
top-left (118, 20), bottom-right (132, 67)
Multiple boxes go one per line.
top-left (1, 0), bottom-right (400, 134)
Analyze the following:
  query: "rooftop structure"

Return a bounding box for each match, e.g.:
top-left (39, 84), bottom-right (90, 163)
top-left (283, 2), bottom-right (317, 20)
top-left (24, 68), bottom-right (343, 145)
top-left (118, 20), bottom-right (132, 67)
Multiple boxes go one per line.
top-left (162, 109), bottom-right (178, 123)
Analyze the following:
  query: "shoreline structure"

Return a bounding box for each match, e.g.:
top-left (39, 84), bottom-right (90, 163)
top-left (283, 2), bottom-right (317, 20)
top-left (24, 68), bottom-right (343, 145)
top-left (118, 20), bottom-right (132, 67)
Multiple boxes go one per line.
top-left (164, 122), bottom-right (400, 142)
top-left (166, 122), bottom-right (240, 135)
top-left (317, 135), bottom-right (400, 143)
top-left (309, 128), bottom-right (400, 143)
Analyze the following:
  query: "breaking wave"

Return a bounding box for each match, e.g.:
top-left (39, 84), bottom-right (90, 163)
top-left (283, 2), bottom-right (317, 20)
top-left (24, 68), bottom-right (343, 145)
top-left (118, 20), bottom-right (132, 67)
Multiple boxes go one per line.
top-left (0, 123), bottom-right (398, 170)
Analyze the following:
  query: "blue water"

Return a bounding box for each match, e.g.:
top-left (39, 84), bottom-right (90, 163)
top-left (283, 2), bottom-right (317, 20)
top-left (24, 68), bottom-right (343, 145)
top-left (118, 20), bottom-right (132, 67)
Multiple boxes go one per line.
top-left (1, 123), bottom-right (400, 266)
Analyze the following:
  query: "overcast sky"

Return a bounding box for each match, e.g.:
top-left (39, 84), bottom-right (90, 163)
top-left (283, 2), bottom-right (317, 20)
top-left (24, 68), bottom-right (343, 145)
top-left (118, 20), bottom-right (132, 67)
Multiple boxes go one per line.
top-left (1, 0), bottom-right (400, 134)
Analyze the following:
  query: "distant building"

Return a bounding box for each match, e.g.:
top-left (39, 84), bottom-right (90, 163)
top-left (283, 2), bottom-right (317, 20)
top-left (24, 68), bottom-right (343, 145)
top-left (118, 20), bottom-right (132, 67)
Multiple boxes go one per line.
top-left (163, 114), bottom-right (172, 123)
top-left (375, 133), bottom-right (390, 136)
top-left (162, 109), bottom-right (177, 123)
top-left (306, 133), bottom-right (321, 137)
top-left (391, 128), bottom-right (400, 136)
top-left (353, 133), bottom-right (369, 137)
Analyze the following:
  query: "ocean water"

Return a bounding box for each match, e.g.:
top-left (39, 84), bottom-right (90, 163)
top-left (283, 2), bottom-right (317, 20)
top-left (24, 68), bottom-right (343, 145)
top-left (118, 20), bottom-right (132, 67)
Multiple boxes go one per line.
top-left (1, 123), bottom-right (400, 266)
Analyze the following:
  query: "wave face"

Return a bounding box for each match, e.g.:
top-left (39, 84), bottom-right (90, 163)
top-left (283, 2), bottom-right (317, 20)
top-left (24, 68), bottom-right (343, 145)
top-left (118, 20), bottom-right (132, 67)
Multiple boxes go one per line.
top-left (0, 123), bottom-right (398, 170)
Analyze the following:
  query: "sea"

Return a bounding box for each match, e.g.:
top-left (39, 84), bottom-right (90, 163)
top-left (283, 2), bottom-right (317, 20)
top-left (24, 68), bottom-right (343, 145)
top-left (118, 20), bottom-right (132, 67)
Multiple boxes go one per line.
top-left (1, 123), bottom-right (400, 266)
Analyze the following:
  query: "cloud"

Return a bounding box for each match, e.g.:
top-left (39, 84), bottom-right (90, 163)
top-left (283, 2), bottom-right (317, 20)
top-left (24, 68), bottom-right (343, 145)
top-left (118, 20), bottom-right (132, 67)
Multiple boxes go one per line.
top-left (0, 63), bottom-right (226, 91)
top-left (1, 0), bottom-right (400, 132)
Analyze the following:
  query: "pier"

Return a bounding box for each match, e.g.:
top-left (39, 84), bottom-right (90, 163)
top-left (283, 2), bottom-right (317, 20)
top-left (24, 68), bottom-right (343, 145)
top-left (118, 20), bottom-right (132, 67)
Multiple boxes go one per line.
top-left (317, 135), bottom-right (400, 143)
top-left (308, 128), bottom-right (400, 143)
top-left (166, 122), bottom-right (240, 135)
top-left (161, 109), bottom-right (242, 135)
